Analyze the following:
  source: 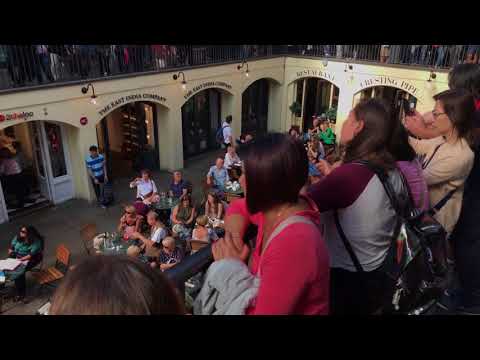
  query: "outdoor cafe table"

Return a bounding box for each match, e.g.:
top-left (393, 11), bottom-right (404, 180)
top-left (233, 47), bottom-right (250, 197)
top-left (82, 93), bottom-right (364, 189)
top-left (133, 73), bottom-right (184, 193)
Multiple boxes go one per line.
top-left (152, 196), bottom-right (180, 224)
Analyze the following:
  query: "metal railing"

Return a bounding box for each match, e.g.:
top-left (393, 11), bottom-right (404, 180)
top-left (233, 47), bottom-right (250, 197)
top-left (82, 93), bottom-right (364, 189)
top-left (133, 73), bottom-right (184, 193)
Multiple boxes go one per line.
top-left (0, 45), bottom-right (476, 93)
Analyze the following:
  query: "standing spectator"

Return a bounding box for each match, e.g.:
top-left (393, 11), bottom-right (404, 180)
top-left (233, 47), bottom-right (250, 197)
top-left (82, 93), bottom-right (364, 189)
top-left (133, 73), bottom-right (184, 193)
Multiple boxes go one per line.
top-left (433, 45), bottom-right (446, 68)
top-left (206, 157), bottom-right (229, 192)
top-left (380, 45), bottom-right (390, 63)
top-left (151, 45), bottom-right (168, 70)
top-left (221, 115), bottom-right (233, 149)
top-left (388, 45), bottom-right (401, 64)
top-left (308, 99), bottom-right (408, 315)
top-left (466, 45), bottom-right (479, 64)
top-left (213, 133), bottom-right (330, 315)
top-left (85, 145), bottom-right (108, 208)
top-left (34, 45), bottom-right (54, 83)
top-left (0, 147), bottom-right (27, 209)
top-left (97, 45), bottom-right (111, 76)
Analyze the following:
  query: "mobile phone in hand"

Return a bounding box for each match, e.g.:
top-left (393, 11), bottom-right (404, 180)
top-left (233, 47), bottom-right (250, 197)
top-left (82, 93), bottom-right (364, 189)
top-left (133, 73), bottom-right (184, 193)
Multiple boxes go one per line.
top-left (403, 99), bottom-right (415, 116)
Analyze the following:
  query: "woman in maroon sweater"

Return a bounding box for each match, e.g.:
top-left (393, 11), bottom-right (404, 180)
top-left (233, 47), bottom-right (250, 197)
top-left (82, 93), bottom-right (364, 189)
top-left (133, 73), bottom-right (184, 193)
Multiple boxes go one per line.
top-left (212, 133), bottom-right (330, 315)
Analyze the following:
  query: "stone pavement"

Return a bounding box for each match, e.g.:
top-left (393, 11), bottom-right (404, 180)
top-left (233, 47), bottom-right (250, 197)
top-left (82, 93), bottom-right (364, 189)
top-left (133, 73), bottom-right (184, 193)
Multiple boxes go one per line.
top-left (0, 149), bottom-right (224, 315)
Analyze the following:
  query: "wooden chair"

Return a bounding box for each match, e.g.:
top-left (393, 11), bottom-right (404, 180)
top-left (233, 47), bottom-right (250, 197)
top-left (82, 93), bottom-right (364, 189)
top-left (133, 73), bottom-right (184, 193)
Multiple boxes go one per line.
top-left (80, 223), bottom-right (98, 256)
top-left (32, 244), bottom-right (71, 289)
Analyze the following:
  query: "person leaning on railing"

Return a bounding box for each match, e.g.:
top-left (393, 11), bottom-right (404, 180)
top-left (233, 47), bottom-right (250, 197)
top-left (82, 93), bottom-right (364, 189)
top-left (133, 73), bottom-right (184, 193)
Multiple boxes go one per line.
top-left (211, 133), bottom-right (330, 315)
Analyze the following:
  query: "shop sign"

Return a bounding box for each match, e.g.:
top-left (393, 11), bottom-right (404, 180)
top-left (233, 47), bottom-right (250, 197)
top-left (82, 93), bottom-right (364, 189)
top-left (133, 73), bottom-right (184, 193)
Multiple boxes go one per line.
top-left (0, 111), bottom-right (34, 122)
top-left (80, 117), bottom-right (88, 126)
top-left (98, 93), bottom-right (167, 116)
top-left (184, 81), bottom-right (233, 100)
top-left (295, 69), bottom-right (335, 83)
top-left (359, 76), bottom-right (420, 96)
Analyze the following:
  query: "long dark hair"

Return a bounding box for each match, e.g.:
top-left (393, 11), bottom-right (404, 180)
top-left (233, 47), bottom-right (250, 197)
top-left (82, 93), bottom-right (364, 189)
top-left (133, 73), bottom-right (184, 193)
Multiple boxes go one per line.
top-left (50, 255), bottom-right (184, 315)
top-left (343, 99), bottom-right (396, 170)
top-left (19, 225), bottom-right (44, 249)
top-left (389, 122), bottom-right (417, 162)
top-left (244, 133), bottom-right (308, 214)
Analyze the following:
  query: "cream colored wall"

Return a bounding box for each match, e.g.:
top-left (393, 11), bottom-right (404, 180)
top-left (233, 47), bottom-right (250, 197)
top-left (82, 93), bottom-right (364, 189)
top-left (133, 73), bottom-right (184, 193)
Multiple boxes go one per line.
top-left (0, 56), bottom-right (449, 202)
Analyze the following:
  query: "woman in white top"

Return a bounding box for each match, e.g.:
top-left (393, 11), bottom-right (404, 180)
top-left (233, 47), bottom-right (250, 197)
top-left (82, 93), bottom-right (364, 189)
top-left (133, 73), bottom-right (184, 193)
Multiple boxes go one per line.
top-left (191, 215), bottom-right (218, 243)
top-left (129, 169), bottom-right (158, 204)
top-left (132, 211), bottom-right (167, 248)
top-left (224, 145), bottom-right (241, 169)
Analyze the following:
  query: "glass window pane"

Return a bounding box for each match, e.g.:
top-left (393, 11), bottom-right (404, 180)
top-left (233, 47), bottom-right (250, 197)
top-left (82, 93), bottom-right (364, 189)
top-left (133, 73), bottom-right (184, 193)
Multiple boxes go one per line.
top-left (44, 122), bottom-right (67, 177)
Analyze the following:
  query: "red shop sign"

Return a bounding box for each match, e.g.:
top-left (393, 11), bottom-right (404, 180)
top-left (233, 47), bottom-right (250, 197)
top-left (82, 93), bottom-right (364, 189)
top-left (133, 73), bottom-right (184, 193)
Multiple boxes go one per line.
top-left (0, 111), bottom-right (34, 122)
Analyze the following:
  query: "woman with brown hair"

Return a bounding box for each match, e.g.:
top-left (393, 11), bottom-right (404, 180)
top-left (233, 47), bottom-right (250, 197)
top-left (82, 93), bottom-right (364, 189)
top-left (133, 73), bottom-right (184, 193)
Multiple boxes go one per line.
top-left (49, 255), bottom-right (184, 315)
top-left (172, 194), bottom-right (196, 228)
top-left (205, 191), bottom-right (224, 220)
top-left (308, 98), bottom-right (409, 315)
top-left (118, 205), bottom-right (144, 241)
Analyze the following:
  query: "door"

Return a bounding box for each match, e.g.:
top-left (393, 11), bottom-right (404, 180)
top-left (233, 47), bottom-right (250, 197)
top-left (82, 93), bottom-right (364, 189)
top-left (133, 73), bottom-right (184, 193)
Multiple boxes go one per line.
top-left (30, 122), bottom-right (52, 201)
top-left (42, 121), bottom-right (74, 204)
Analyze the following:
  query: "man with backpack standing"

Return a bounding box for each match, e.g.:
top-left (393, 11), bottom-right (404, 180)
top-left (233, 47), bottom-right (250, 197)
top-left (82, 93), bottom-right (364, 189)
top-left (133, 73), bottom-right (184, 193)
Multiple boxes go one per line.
top-left (218, 115), bottom-right (233, 150)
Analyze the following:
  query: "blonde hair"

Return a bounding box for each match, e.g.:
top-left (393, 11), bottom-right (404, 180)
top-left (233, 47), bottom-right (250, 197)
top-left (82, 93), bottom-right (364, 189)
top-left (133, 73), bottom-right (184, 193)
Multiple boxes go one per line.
top-left (196, 215), bottom-right (208, 227)
top-left (125, 205), bottom-right (137, 215)
top-left (162, 236), bottom-right (176, 248)
top-left (127, 245), bottom-right (142, 258)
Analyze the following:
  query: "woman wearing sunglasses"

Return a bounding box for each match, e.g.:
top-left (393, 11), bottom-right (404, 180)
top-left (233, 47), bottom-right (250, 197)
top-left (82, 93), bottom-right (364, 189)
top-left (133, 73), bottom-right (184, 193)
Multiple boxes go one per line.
top-left (7, 225), bottom-right (44, 302)
top-left (118, 205), bottom-right (144, 242)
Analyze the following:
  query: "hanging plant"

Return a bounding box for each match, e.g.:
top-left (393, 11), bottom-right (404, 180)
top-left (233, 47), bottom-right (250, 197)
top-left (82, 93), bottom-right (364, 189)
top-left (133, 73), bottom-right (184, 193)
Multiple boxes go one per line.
top-left (326, 107), bottom-right (337, 122)
top-left (289, 101), bottom-right (302, 117)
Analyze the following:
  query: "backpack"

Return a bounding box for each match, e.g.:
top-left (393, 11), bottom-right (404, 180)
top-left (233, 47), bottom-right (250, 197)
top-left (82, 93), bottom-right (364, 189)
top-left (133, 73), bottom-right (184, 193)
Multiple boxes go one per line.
top-left (215, 125), bottom-right (229, 145)
top-left (334, 161), bottom-right (449, 314)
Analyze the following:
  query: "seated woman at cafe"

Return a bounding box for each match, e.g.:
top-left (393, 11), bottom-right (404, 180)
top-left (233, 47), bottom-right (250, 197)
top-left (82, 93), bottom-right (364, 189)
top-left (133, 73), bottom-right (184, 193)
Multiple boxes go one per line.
top-left (7, 225), bottom-right (44, 301)
top-left (205, 191), bottom-right (224, 220)
top-left (129, 169), bottom-right (159, 205)
top-left (118, 205), bottom-right (144, 241)
top-left (172, 194), bottom-right (196, 229)
top-left (131, 211), bottom-right (167, 248)
top-left (224, 145), bottom-right (241, 169)
top-left (192, 215), bottom-right (219, 244)
top-left (307, 137), bottom-right (326, 161)
top-left (49, 255), bottom-right (185, 315)
top-left (154, 236), bottom-right (184, 271)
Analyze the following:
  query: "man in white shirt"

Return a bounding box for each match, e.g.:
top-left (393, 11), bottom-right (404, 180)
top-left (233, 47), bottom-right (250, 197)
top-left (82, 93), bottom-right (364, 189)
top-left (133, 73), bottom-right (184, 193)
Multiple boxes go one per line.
top-left (222, 115), bottom-right (233, 149)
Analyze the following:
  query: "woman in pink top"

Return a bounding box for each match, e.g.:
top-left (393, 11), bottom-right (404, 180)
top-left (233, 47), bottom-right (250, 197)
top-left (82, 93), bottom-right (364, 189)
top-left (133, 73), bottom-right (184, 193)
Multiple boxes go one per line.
top-left (212, 133), bottom-right (330, 315)
top-left (389, 121), bottom-right (430, 211)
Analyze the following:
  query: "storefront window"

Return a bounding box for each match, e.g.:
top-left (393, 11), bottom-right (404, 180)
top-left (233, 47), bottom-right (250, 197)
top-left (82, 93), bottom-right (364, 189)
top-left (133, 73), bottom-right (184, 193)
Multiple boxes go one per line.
top-left (241, 79), bottom-right (269, 138)
top-left (44, 122), bottom-right (67, 178)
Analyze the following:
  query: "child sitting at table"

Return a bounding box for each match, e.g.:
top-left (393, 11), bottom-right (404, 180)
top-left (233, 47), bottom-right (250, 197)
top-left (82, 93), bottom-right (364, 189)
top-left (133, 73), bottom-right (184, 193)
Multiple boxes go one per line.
top-left (118, 205), bottom-right (144, 242)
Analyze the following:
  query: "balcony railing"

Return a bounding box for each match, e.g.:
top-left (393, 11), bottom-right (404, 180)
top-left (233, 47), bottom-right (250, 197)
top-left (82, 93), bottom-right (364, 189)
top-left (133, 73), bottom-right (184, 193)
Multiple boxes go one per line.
top-left (0, 45), bottom-right (474, 93)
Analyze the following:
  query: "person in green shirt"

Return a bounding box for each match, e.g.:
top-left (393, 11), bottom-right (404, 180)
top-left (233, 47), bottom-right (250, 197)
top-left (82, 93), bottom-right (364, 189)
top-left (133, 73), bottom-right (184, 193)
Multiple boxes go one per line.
top-left (319, 120), bottom-right (336, 146)
top-left (8, 225), bottom-right (44, 301)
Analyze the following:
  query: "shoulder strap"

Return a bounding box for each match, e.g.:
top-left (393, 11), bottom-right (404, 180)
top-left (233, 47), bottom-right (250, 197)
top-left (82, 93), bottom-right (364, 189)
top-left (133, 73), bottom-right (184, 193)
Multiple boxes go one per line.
top-left (422, 142), bottom-right (444, 170)
top-left (334, 210), bottom-right (364, 273)
top-left (427, 187), bottom-right (458, 216)
top-left (258, 215), bottom-right (318, 276)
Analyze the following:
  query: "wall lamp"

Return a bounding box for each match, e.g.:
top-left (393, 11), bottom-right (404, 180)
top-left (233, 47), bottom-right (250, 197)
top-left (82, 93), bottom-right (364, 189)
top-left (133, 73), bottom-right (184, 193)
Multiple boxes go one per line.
top-left (81, 83), bottom-right (98, 105)
top-left (427, 70), bottom-right (437, 82)
top-left (173, 71), bottom-right (187, 91)
top-left (237, 60), bottom-right (249, 77)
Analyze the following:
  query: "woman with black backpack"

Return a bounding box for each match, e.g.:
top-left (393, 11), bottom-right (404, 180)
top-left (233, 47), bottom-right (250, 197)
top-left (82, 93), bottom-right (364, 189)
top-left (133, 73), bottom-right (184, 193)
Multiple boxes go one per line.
top-left (307, 99), bottom-right (409, 315)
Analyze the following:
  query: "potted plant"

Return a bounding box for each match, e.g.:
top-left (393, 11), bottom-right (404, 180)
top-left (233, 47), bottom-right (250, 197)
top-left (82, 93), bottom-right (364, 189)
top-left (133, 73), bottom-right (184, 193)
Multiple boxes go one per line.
top-left (289, 101), bottom-right (302, 117)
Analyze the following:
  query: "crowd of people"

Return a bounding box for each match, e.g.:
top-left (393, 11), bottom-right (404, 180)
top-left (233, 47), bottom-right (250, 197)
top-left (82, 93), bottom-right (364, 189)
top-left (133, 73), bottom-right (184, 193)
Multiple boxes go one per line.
top-left (6, 62), bottom-right (479, 315)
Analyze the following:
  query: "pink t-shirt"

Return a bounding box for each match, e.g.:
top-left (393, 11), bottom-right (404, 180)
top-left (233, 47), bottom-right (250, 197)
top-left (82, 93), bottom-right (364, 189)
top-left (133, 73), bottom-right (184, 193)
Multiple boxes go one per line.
top-left (396, 159), bottom-right (430, 212)
top-left (226, 197), bottom-right (330, 315)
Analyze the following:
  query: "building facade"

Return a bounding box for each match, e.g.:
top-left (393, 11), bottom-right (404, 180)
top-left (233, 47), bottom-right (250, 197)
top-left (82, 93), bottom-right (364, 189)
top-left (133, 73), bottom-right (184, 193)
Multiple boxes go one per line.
top-left (0, 54), bottom-right (449, 224)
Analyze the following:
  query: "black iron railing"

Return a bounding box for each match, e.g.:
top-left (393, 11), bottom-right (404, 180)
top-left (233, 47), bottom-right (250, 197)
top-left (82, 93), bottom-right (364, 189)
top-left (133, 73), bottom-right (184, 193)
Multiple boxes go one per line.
top-left (0, 45), bottom-right (476, 93)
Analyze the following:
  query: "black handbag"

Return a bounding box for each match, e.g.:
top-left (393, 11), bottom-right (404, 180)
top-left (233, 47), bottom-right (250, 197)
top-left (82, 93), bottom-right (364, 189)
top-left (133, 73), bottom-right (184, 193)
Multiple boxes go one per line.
top-left (334, 161), bottom-right (450, 314)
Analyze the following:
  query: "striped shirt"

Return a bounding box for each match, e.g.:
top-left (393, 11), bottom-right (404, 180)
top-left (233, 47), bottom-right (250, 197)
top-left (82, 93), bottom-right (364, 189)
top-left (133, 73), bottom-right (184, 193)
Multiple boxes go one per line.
top-left (85, 154), bottom-right (105, 178)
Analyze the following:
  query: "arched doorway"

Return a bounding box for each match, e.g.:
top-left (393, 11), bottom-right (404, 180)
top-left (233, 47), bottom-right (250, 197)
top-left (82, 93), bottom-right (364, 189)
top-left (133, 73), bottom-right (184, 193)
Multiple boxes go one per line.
top-left (293, 77), bottom-right (340, 132)
top-left (0, 120), bottom-right (75, 221)
top-left (182, 88), bottom-right (222, 159)
top-left (241, 79), bottom-right (269, 138)
top-left (355, 86), bottom-right (418, 123)
top-left (96, 101), bottom-right (160, 179)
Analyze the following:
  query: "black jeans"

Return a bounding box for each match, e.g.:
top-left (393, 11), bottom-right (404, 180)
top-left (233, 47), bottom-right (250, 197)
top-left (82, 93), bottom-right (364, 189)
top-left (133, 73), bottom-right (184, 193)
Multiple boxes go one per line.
top-left (330, 267), bottom-right (393, 315)
top-left (3, 173), bottom-right (27, 207)
top-left (90, 174), bottom-right (105, 203)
